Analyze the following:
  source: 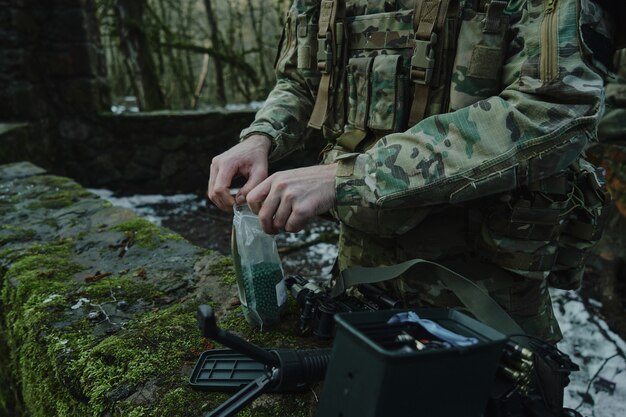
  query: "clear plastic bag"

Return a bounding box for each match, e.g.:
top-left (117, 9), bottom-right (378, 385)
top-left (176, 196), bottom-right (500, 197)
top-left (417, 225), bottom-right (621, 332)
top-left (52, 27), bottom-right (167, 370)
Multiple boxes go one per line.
top-left (231, 204), bottom-right (287, 328)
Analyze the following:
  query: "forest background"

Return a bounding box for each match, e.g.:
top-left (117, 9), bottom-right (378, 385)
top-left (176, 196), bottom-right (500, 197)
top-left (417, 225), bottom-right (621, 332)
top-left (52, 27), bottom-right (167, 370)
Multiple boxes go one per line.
top-left (97, 0), bottom-right (291, 111)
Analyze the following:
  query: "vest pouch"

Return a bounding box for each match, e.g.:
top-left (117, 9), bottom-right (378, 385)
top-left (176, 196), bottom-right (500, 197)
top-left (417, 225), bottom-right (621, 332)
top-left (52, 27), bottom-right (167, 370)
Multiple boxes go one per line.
top-left (343, 8), bottom-right (415, 135)
top-left (474, 160), bottom-right (610, 290)
top-left (346, 56), bottom-right (374, 130)
top-left (475, 196), bottom-right (561, 281)
top-left (296, 12), bottom-right (320, 93)
top-left (548, 161), bottom-right (611, 290)
top-left (448, 2), bottom-right (509, 111)
top-left (368, 54), bottom-right (408, 132)
top-left (332, 204), bottom-right (431, 238)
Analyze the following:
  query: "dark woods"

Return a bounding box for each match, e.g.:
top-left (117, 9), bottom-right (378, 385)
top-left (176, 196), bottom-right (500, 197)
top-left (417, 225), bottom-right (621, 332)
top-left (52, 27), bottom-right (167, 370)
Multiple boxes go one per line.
top-left (96, 0), bottom-right (291, 111)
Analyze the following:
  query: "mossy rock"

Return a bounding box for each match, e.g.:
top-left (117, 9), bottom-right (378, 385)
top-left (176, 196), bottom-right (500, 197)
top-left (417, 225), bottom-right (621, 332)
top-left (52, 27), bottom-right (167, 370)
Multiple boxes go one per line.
top-left (0, 162), bottom-right (321, 417)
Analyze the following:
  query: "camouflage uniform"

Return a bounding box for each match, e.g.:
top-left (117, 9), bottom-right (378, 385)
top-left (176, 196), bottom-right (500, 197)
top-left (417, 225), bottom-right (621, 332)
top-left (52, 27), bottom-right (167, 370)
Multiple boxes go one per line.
top-left (591, 49), bottom-right (626, 216)
top-left (240, 0), bottom-right (616, 342)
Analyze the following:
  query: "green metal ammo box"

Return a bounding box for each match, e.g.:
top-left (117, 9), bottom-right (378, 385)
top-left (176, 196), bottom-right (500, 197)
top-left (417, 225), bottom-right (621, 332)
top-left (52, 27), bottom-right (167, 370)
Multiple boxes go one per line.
top-left (315, 308), bottom-right (507, 417)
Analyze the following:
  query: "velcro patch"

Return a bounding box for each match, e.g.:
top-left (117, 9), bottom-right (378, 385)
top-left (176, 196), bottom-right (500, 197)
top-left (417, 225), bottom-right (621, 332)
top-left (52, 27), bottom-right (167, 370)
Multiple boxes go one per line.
top-left (335, 154), bottom-right (358, 177)
top-left (468, 45), bottom-right (502, 80)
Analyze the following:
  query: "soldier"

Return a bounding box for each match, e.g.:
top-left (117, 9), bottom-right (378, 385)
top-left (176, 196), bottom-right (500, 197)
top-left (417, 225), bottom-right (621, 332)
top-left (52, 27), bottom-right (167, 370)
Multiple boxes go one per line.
top-left (208, 0), bottom-right (619, 343)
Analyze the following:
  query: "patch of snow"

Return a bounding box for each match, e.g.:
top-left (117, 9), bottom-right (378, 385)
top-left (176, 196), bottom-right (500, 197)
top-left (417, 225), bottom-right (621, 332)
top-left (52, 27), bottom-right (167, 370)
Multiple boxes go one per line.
top-left (224, 101), bottom-right (265, 111)
top-left (552, 289), bottom-right (626, 417)
top-left (88, 189), bottom-right (202, 226)
top-left (589, 298), bottom-right (604, 309)
top-left (71, 297), bottom-right (91, 310)
top-left (43, 294), bottom-right (61, 304)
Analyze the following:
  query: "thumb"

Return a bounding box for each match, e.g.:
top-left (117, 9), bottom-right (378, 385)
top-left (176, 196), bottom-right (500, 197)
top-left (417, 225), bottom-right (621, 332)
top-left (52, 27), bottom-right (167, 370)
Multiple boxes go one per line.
top-left (238, 166), bottom-right (268, 203)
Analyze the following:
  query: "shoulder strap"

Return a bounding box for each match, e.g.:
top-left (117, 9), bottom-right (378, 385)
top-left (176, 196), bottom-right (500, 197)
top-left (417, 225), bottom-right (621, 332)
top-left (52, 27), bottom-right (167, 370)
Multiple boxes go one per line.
top-left (408, 0), bottom-right (450, 126)
top-left (309, 0), bottom-right (344, 129)
top-left (332, 258), bottom-right (525, 336)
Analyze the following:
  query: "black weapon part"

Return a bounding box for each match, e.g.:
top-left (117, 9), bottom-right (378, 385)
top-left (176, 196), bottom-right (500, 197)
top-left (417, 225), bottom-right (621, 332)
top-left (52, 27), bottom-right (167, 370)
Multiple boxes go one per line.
top-left (193, 305), bottom-right (332, 417)
top-left (197, 304), bottom-right (280, 368)
top-left (357, 283), bottom-right (402, 309)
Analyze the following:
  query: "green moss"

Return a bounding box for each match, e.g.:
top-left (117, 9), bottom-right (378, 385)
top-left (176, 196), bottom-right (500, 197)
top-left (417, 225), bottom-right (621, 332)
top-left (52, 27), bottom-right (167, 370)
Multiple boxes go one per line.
top-left (67, 302), bottom-right (208, 415)
top-left (40, 218), bottom-right (59, 229)
top-left (81, 275), bottom-right (164, 305)
top-left (0, 194), bottom-right (20, 205)
top-left (0, 225), bottom-right (36, 246)
top-left (112, 219), bottom-right (183, 249)
top-left (2, 240), bottom-right (84, 307)
top-left (26, 190), bottom-right (92, 210)
top-left (211, 256), bottom-right (236, 285)
top-left (14, 175), bottom-right (92, 211)
top-left (0, 239), bottom-right (90, 417)
top-left (19, 175), bottom-right (79, 189)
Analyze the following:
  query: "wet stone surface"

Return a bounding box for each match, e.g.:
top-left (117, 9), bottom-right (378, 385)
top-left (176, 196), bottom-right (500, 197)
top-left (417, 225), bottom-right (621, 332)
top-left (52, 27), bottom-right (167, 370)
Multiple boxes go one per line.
top-left (0, 162), bottom-right (323, 417)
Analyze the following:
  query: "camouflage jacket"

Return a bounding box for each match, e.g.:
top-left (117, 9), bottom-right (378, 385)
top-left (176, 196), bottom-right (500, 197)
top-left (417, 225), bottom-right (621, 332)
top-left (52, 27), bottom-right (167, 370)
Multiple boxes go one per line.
top-left (240, 0), bottom-right (614, 213)
top-left (598, 48), bottom-right (626, 143)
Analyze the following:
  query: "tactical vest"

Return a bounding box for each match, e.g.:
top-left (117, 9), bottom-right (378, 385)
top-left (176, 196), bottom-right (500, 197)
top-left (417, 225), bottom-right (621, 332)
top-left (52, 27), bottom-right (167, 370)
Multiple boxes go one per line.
top-left (286, 0), bottom-right (611, 290)
top-left (301, 0), bottom-right (508, 148)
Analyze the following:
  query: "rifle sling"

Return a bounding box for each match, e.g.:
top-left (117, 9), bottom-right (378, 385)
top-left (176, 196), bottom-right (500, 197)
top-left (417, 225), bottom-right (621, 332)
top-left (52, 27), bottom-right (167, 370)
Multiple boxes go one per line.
top-left (332, 258), bottom-right (525, 336)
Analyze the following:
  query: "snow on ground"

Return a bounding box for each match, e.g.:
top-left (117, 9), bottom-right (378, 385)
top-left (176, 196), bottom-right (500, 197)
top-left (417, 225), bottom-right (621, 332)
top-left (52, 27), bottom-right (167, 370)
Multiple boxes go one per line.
top-left (552, 289), bottom-right (626, 417)
top-left (89, 189), bottom-right (202, 226)
top-left (94, 191), bottom-right (626, 416)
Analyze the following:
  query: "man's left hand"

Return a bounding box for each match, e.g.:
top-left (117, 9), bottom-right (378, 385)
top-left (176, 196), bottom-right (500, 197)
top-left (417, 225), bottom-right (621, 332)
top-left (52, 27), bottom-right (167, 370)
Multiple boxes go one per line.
top-left (246, 163), bottom-right (338, 234)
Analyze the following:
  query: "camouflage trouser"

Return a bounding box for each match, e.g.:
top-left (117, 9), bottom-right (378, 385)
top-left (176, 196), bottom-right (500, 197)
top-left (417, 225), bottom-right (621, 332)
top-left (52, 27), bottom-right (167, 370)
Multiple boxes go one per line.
top-left (334, 206), bottom-right (563, 343)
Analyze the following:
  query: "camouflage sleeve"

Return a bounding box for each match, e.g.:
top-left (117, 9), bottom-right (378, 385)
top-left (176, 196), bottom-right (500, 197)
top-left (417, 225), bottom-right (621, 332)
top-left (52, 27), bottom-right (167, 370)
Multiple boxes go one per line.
top-left (335, 0), bottom-right (611, 209)
top-left (239, 1), bottom-right (317, 163)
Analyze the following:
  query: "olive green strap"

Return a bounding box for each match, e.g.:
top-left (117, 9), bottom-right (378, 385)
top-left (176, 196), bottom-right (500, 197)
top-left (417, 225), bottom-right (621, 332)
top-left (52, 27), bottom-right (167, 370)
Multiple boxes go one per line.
top-left (408, 0), bottom-right (450, 126)
top-left (332, 258), bottom-right (524, 335)
top-left (309, 0), bottom-right (344, 129)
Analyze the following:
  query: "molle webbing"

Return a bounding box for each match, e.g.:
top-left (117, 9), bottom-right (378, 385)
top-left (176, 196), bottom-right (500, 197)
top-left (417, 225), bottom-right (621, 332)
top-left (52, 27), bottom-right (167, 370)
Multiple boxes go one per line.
top-left (309, 0), bottom-right (344, 129)
top-left (409, 0), bottom-right (451, 126)
top-left (476, 165), bottom-right (611, 277)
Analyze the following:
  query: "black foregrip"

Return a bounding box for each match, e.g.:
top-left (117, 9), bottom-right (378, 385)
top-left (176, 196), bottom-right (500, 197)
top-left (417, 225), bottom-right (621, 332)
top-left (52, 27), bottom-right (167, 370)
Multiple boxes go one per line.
top-left (274, 348), bottom-right (333, 390)
top-left (197, 305), bottom-right (280, 368)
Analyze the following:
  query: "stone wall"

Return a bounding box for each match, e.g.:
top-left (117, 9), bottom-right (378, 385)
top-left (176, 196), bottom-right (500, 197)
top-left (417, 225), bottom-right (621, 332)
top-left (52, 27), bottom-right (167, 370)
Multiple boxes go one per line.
top-left (0, 0), bottom-right (110, 179)
top-left (57, 110), bottom-right (257, 194)
top-left (0, 0), bottom-right (109, 121)
top-left (0, 162), bottom-right (320, 417)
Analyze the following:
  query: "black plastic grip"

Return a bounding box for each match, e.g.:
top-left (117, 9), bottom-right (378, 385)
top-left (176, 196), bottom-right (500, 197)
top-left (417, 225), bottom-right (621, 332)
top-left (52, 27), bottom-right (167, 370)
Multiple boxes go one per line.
top-left (197, 305), bottom-right (280, 368)
top-left (274, 348), bottom-right (332, 389)
top-left (206, 373), bottom-right (273, 417)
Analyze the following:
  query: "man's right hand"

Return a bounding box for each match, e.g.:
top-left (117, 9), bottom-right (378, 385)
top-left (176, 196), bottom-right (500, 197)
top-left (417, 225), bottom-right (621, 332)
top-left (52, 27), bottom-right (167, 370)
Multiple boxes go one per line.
top-left (207, 134), bottom-right (272, 212)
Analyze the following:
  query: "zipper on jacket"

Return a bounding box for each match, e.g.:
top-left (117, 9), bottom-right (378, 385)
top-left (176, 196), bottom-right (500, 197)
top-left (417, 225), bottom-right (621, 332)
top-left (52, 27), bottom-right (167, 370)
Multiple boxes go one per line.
top-left (540, 0), bottom-right (559, 82)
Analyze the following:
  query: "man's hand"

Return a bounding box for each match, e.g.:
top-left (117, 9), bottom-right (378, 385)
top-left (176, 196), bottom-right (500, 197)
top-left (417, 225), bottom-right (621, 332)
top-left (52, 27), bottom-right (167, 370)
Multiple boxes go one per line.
top-left (207, 134), bottom-right (272, 211)
top-left (246, 163), bottom-right (338, 234)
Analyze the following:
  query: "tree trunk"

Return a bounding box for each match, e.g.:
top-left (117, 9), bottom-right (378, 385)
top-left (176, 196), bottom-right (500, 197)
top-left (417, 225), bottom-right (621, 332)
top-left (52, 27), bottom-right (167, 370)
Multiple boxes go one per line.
top-left (114, 0), bottom-right (165, 110)
top-left (203, 0), bottom-right (227, 106)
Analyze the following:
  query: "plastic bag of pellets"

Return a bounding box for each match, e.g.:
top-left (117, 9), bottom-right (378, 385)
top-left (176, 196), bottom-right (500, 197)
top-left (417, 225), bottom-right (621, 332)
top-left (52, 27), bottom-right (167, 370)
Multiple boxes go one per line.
top-left (231, 204), bottom-right (287, 328)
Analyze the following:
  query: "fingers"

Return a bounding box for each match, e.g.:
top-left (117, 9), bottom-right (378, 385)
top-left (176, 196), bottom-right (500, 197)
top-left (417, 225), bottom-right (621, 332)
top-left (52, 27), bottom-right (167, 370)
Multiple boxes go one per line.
top-left (237, 164), bottom-right (268, 205)
top-left (246, 179), bottom-right (271, 216)
top-left (272, 193), bottom-right (293, 232)
top-left (245, 164), bottom-right (337, 234)
top-left (285, 207), bottom-right (309, 233)
top-left (208, 158), bottom-right (237, 211)
top-left (207, 136), bottom-right (271, 211)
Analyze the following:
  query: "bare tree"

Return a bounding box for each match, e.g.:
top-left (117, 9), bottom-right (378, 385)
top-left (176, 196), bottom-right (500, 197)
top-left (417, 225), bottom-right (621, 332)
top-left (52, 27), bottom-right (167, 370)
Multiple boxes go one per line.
top-left (203, 0), bottom-right (226, 106)
top-left (114, 0), bottom-right (165, 110)
top-left (97, 0), bottom-right (292, 109)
